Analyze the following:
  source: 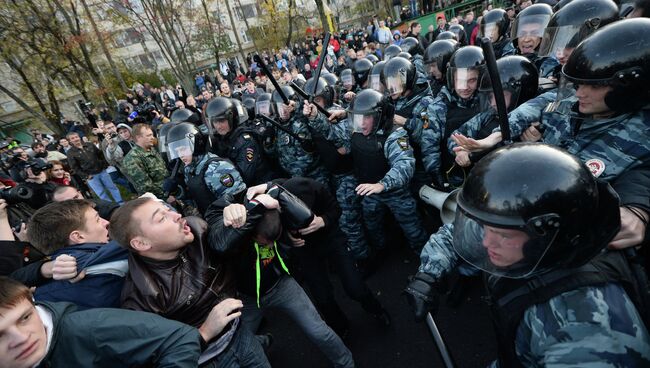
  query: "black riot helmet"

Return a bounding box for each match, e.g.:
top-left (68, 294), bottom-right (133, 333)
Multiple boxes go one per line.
top-left (479, 55), bottom-right (539, 112)
top-left (204, 97), bottom-right (239, 135)
top-left (271, 85), bottom-right (299, 121)
top-left (321, 73), bottom-right (339, 88)
top-left (383, 45), bottom-right (403, 61)
top-left (562, 18), bottom-right (650, 113)
top-left (293, 78), bottom-right (306, 90)
top-left (242, 96), bottom-right (257, 120)
top-left (381, 57), bottom-right (417, 99)
top-left (479, 9), bottom-right (511, 43)
top-left (347, 89), bottom-right (395, 136)
top-left (170, 108), bottom-right (199, 125)
top-left (157, 122), bottom-right (177, 156)
top-left (447, 46), bottom-right (486, 99)
top-left (400, 37), bottom-right (423, 56)
top-left (511, 3), bottom-right (553, 53)
top-left (453, 143), bottom-right (620, 279)
top-left (255, 93), bottom-right (273, 118)
top-left (365, 54), bottom-right (380, 64)
top-left (352, 58), bottom-right (374, 87)
top-left (231, 98), bottom-right (249, 125)
top-left (340, 68), bottom-right (355, 90)
top-left (397, 52), bottom-right (413, 61)
top-left (424, 40), bottom-right (457, 82)
top-left (535, 0), bottom-right (559, 6)
top-left (304, 77), bottom-right (334, 108)
top-left (448, 24), bottom-right (467, 46)
top-left (436, 31), bottom-right (458, 42)
top-left (166, 122), bottom-right (208, 160)
top-left (538, 0), bottom-right (619, 61)
top-left (369, 60), bottom-right (387, 92)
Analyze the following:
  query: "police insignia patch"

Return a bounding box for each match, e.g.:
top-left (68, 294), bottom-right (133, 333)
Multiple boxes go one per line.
top-left (220, 174), bottom-right (234, 187)
top-left (585, 159), bottom-right (605, 178)
top-left (397, 137), bottom-right (409, 151)
top-left (284, 136), bottom-right (290, 144)
top-left (243, 133), bottom-right (251, 139)
top-left (246, 148), bottom-right (254, 162)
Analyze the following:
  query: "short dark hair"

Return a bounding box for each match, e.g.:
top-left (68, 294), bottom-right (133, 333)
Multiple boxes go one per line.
top-left (66, 132), bottom-right (80, 139)
top-left (410, 22), bottom-right (421, 31)
top-left (0, 277), bottom-right (32, 314)
top-left (254, 209), bottom-right (282, 242)
top-left (108, 198), bottom-right (151, 251)
top-left (28, 199), bottom-right (95, 254)
top-left (31, 142), bottom-right (44, 150)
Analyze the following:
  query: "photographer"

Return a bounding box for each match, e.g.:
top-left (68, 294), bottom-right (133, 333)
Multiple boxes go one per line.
top-left (66, 132), bottom-right (123, 204)
top-left (22, 159), bottom-right (56, 210)
top-left (31, 141), bottom-right (67, 163)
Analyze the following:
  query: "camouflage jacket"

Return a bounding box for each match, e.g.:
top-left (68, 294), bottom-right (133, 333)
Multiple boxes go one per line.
top-left (306, 112), bottom-right (415, 191)
top-left (122, 145), bottom-right (169, 198)
top-left (419, 224), bottom-right (650, 367)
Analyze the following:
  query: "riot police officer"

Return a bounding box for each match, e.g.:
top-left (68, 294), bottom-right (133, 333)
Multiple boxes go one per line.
top-left (205, 97), bottom-right (275, 186)
top-left (478, 9), bottom-right (516, 58)
top-left (422, 40), bottom-right (457, 96)
top-left (510, 3), bottom-right (559, 77)
top-left (420, 46), bottom-right (485, 188)
top-left (166, 122), bottom-right (245, 215)
top-left (405, 143), bottom-right (650, 366)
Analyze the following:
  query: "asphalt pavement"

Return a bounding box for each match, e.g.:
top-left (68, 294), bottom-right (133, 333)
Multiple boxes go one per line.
top-left (260, 244), bottom-right (498, 368)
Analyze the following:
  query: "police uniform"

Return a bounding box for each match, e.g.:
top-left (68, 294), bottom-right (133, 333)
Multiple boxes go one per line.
top-left (420, 86), bottom-right (481, 188)
top-left (274, 109), bottom-right (330, 186)
top-left (211, 126), bottom-right (275, 186)
top-left (183, 153), bottom-right (246, 215)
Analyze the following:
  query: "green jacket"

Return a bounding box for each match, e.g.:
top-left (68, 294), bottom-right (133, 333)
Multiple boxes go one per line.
top-left (122, 145), bottom-right (169, 198)
top-left (36, 301), bottom-right (201, 367)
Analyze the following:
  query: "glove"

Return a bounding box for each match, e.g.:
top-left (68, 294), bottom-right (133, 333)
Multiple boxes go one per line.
top-left (162, 178), bottom-right (178, 194)
top-left (404, 272), bottom-right (439, 322)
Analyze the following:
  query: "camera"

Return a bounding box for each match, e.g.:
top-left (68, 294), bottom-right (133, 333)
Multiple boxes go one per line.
top-left (0, 185), bottom-right (33, 205)
top-left (25, 159), bottom-right (53, 176)
top-left (109, 132), bottom-right (119, 139)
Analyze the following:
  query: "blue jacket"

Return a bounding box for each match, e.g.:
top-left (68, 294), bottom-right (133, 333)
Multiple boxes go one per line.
top-left (34, 241), bottom-right (128, 309)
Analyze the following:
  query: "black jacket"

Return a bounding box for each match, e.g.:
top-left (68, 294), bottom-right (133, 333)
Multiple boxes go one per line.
top-left (67, 142), bottom-right (108, 178)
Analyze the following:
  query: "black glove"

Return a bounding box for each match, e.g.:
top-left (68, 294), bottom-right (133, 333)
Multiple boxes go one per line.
top-left (162, 178), bottom-right (178, 195)
top-left (404, 272), bottom-right (439, 322)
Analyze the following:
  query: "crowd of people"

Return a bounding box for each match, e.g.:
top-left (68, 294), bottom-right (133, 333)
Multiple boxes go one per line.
top-left (1, 0), bottom-right (650, 367)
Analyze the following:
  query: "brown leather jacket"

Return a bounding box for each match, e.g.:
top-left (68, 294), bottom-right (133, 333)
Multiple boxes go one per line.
top-left (120, 216), bottom-right (236, 328)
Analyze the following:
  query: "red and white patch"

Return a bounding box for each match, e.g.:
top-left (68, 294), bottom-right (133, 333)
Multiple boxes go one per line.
top-left (585, 159), bottom-right (605, 177)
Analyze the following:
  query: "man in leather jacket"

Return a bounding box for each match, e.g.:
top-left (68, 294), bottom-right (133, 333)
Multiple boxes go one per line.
top-left (109, 198), bottom-right (270, 367)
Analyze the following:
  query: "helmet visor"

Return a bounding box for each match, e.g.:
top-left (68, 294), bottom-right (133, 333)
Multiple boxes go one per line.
top-left (480, 22), bottom-right (500, 42)
top-left (538, 25), bottom-right (582, 60)
top-left (167, 137), bottom-right (194, 160)
top-left (275, 102), bottom-right (293, 121)
top-left (158, 133), bottom-right (168, 153)
top-left (449, 67), bottom-right (481, 92)
top-left (478, 73), bottom-right (520, 112)
top-left (341, 74), bottom-right (354, 88)
top-left (256, 101), bottom-right (271, 117)
top-left (351, 112), bottom-right (377, 135)
top-left (369, 74), bottom-right (383, 92)
top-left (452, 209), bottom-right (559, 279)
top-left (511, 14), bottom-right (550, 40)
top-left (235, 102), bottom-right (249, 124)
top-left (385, 75), bottom-right (406, 96)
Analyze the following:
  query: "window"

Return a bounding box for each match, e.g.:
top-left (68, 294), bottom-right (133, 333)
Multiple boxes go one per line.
top-left (239, 29), bottom-right (250, 43)
top-left (236, 4), bottom-right (257, 19)
top-left (113, 28), bottom-right (143, 48)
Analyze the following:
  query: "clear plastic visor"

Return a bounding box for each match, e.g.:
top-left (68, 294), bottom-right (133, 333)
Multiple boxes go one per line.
top-left (385, 75), bottom-right (406, 96)
top-left (369, 75), bottom-right (384, 92)
top-left (450, 67), bottom-right (480, 91)
top-left (256, 101), bottom-right (271, 117)
top-left (167, 137), bottom-right (194, 160)
top-left (425, 62), bottom-right (444, 81)
top-left (511, 15), bottom-right (550, 40)
top-left (351, 113), bottom-right (376, 135)
top-left (538, 25), bottom-right (582, 60)
top-left (452, 209), bottom-right (559, 279)
top-left (480, 22), bottom-right (500, 42)
top-left (275, 102), bottom-right (293, 121)
top-left (341, 74), bottom-right (354, 87)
